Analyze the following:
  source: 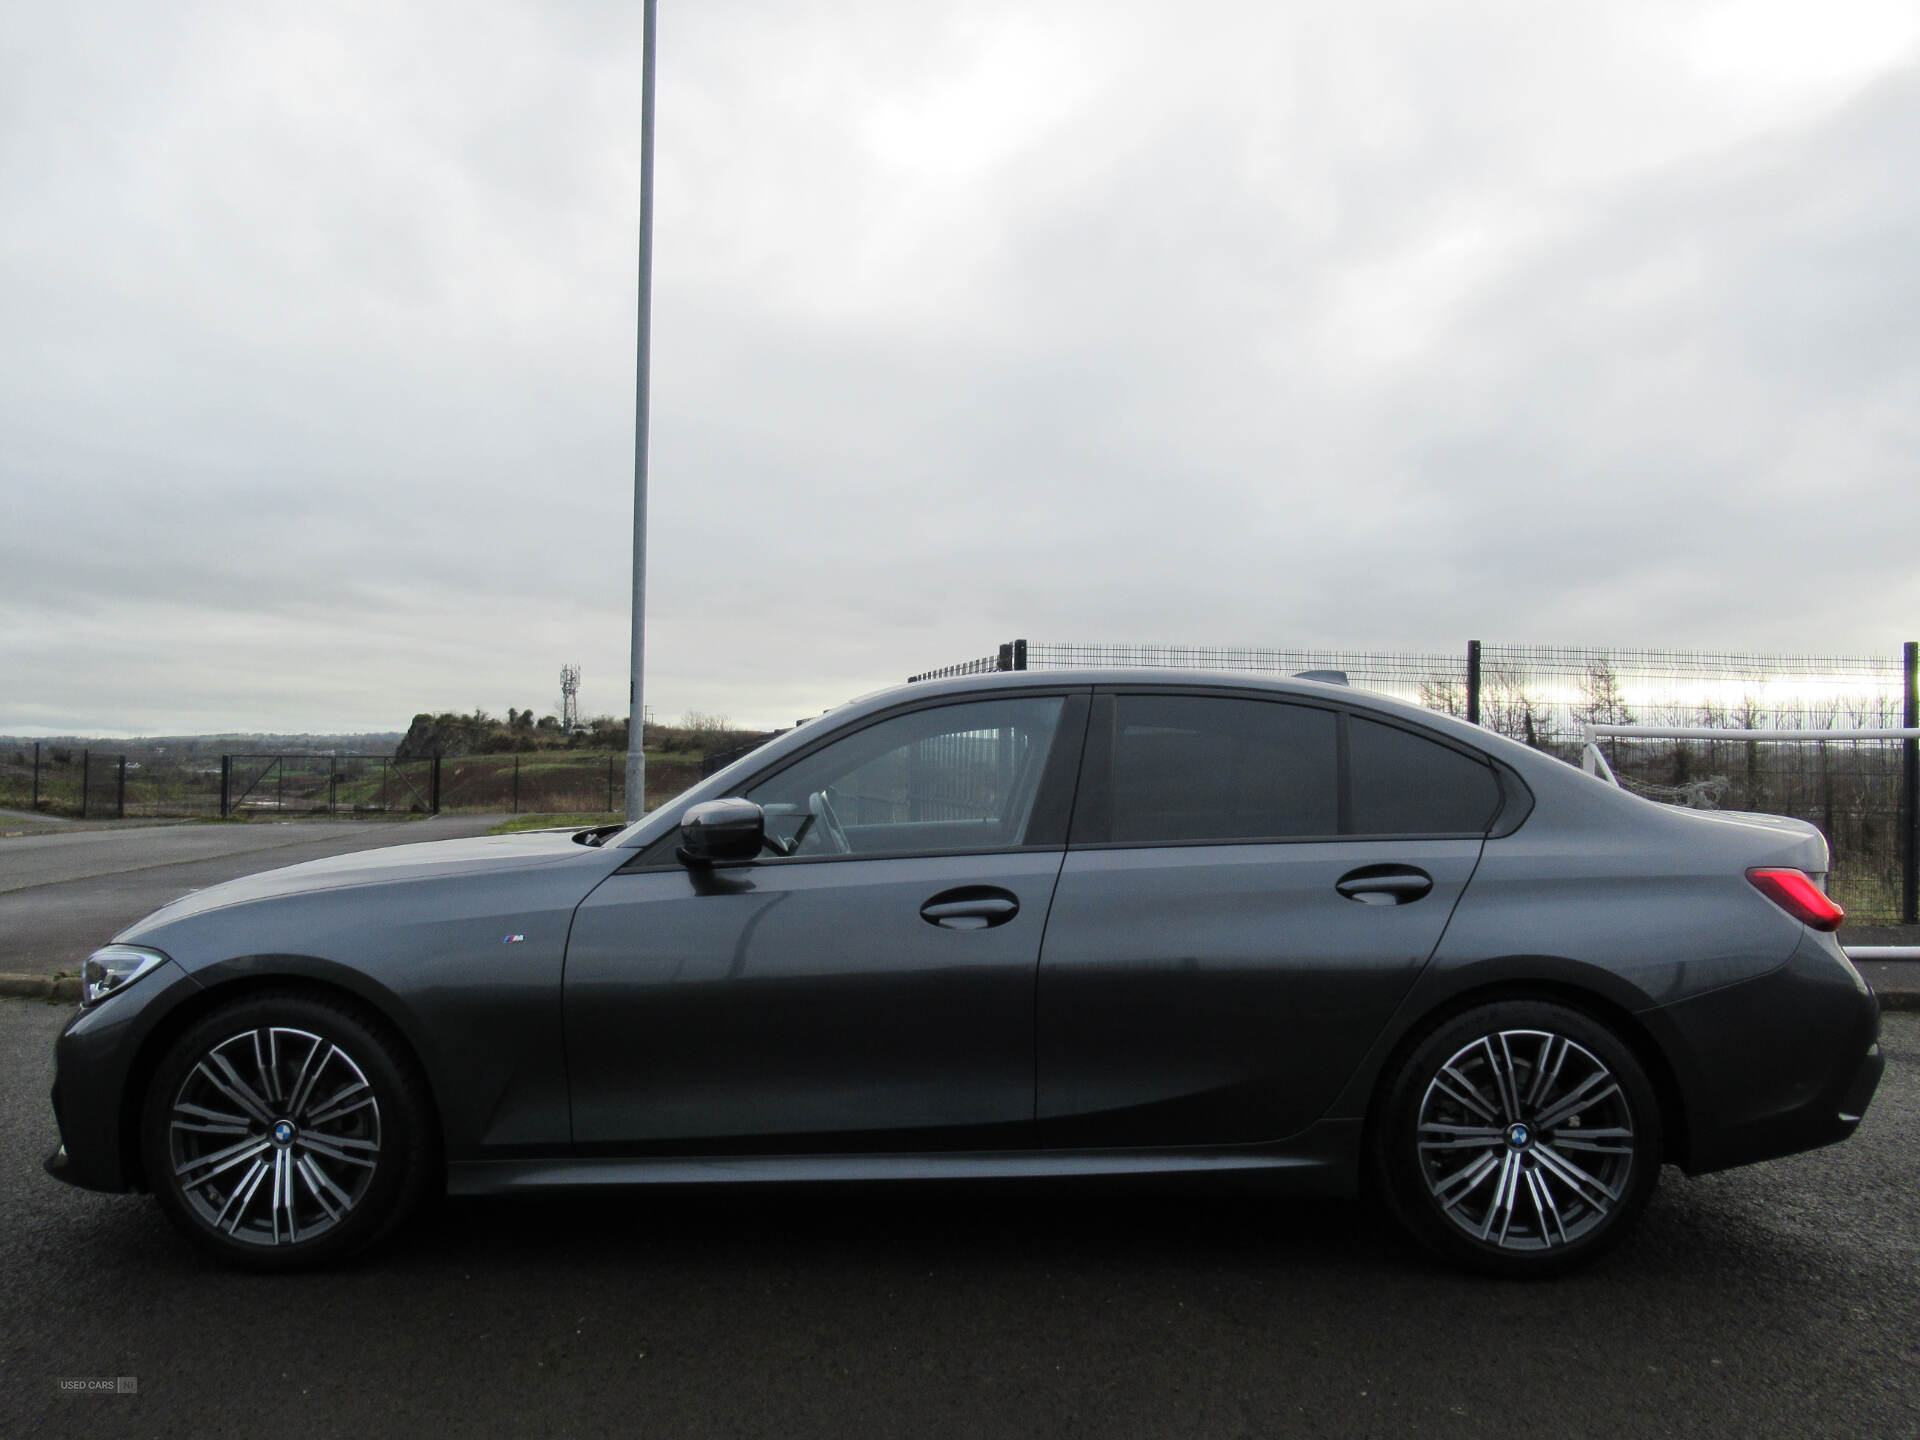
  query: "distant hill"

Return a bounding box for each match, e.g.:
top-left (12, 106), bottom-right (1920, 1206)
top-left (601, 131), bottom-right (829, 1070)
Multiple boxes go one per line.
top-left (393, 710), bottom-right (771, 761)
top-left (1, 733), bottom-right (404, 764)
top-left (395, 710), bottom-right (625, 759)
top-left (1, 715), bottom-right (771, 769)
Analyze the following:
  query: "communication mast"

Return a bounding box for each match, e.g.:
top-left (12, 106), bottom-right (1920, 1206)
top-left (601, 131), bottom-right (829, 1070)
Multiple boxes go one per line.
top-left (560, 664), bottom-right (581, 731)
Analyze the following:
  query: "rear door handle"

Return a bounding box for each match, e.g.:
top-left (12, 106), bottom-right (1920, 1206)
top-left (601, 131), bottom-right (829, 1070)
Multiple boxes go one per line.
top-left (1335, 865), bottom-right (1434, 905)
top-left (920, 887), bottom-right (1020, 930)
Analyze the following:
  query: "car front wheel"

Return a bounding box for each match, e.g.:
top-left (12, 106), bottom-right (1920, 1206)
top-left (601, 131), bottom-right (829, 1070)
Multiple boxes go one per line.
top-left (1373, 998), bottom-right (1663, 1277)
top-left (140, 989), bottom-right (433, 1268)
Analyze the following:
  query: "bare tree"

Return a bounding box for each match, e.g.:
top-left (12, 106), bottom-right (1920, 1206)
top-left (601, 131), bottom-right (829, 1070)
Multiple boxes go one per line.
top-left (680, 710), bottom-right (732, 744)
top-left (1418, 679), bottom-right (1465, 718)
top-left (1481, 664), bottom-right (1551, 750)
top-left (1574, 661), bottom-right (1637, 729)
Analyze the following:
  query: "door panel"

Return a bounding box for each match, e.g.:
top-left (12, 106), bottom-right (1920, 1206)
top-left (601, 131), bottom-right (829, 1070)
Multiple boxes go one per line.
top-left (1036, 838), bottom-right (1481, 1145)
top-left (566, 851), bottom-right (1065, 1150)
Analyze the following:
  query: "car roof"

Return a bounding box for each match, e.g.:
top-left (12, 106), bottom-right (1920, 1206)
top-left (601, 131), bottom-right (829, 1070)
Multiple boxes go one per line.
top-left (878, 666), bottom-right (1420, 715)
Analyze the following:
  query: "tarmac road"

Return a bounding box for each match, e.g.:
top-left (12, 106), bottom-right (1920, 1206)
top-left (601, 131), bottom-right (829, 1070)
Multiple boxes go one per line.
top-left (0, 817), bottom-right (509, 976)
top-left (2, 999), bottom-right (1916, 1440)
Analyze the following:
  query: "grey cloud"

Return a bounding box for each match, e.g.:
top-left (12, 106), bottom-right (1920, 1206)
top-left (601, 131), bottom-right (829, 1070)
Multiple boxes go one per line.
top-left (4, 2), bottom-right (1918, 736)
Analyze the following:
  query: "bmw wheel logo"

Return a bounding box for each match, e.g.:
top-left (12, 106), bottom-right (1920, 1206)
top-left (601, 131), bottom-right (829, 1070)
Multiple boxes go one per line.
top-left (1507, 1123), bottom-right (1530, 1148)
top-left (273, 1121), bottom-right (294, 1144)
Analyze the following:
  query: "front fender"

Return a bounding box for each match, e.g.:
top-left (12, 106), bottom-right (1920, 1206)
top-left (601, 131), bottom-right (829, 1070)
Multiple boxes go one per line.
top-left (126, 863), bottom-right (586, 1161)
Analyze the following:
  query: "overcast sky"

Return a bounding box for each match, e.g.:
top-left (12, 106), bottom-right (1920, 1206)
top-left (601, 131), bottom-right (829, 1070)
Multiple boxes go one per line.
top-left (4, 1), bottom-right (1919, 735)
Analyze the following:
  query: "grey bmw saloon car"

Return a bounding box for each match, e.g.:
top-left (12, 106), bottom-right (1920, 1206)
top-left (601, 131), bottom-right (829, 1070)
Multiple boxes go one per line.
top-left (46, 670), bottom-right (1882, 1275)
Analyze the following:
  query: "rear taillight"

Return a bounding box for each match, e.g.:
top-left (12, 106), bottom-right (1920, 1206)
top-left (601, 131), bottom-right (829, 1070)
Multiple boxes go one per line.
top-left (1747, 868), bottom-right (1845, 932)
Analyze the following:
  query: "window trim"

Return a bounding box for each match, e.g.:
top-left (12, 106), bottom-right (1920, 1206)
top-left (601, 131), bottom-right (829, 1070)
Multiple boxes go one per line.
top-left (1070, 685), bottom-right (1506, 850)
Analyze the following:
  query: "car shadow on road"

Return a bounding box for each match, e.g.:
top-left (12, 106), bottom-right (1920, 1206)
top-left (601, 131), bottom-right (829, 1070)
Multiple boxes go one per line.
top-left (361, 1163), bottom-right (1851, 1294)
top-left (52, 1156), bottom-right (1866, 1318)
top-left (417, 1181), bottom-right (1393, 1270)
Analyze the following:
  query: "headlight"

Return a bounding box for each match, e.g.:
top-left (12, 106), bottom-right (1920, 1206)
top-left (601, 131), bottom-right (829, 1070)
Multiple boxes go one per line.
top-left (80, 945), bottom-right (169, 1007)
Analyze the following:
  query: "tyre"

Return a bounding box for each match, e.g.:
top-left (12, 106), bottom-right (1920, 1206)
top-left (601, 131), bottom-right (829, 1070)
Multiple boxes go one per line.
top-left (1372, 999), bottom-right (1663, 1277)
top-left (139, 989), bottom-right (435, 1269)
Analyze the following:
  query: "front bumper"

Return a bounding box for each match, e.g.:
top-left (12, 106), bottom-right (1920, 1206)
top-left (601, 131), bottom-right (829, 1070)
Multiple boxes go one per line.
top-left (1648, 930), bottom-right (1882, 1175)
top-left (45, 957), bottom-right (202, 1193)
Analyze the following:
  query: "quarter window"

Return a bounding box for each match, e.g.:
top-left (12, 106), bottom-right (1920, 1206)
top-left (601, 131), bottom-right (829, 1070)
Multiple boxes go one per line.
top-left (1348, 716), bottom-right (1500, 835)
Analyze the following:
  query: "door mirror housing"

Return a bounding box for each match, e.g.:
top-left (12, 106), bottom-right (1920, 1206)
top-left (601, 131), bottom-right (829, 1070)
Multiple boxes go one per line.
top-left (678, 798), bottom-right (765, 865)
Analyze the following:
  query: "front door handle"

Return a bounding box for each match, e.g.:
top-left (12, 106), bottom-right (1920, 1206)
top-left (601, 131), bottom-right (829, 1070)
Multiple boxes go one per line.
top-left (920, 886), bottom-right (1020, 930)
top-left (1335, 865), bottom-right (1434, 905)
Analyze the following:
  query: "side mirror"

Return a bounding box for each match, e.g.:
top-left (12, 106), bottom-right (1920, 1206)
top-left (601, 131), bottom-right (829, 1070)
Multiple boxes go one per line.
top-left (678, 798), bottom-right (765, 865)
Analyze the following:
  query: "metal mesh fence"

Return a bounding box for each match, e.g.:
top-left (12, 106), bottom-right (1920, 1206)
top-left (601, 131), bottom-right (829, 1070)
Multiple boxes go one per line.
top-left (0, 745), bottom-right (712, 822)
top-left (436, 753), bottom-right (625, 814)
top-left (120, 758), bottom-right (223, 817)
top-left (0, 747), bottom-right (135, 818)
top-left (907, 653), bottom-right (1004, 683)
top-left (1425, 650), bottom-right (1908, 917)
top-left (1472, 645), bottom-right (1903, 746)
top-left (1022, 641), bottom-right (1466, 700)
top-left (82, 757), bottom-right (124, 818)
top-left (224, 755), bottom-right (438, 817)
top-left (1599, 732), bottom-right (1905, 917)
top-left (431, 752), bottom-right (701, 815)
top-left (0, 745), bottom-right (83, 816)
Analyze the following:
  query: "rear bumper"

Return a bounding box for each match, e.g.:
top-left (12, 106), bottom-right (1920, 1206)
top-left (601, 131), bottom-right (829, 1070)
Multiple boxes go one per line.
top-left (1648, 932), bottom-right (1882, 1175)
top-left (1836, 1040), bottom-right (1885, 1123)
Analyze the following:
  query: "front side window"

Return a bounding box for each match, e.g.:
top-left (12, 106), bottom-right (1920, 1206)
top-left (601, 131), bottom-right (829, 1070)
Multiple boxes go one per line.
top-left (744, 696), bottom-right (1066, 859)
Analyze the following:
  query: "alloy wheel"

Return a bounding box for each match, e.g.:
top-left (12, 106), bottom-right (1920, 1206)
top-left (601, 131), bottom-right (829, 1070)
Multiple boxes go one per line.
top-left (1414, 1028), bottom-right (1637, 1251)
top-left (166, 1026), bottom-right (383, 1247)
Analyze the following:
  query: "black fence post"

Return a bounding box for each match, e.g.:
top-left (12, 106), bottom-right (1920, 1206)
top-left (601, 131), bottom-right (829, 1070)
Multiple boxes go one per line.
top-left (996, 643), bottom-right (1013, 672)
top-left (117, 756), bottom-right (126, 819)
top-left (1466, 640), bottom-right (1482, 726)
top-left (430, 757), bottom-right (442, 814)
top-left (220, 756), bottom-right (232, 818)
top-left (328, 759), bottom-right (337, 817)
top-left (81, 748), bottom-right (90, 820)
top-left (31, 742), bottom-right (39, 810)
top-left (607, 755), bottom-right (615, 813)
top-left (1903, 640), bottom-right (1917, 926)
top-left (1013, 639), bottom-right (1028, 671)
top-left (512, 756), bottom-right (520, 815)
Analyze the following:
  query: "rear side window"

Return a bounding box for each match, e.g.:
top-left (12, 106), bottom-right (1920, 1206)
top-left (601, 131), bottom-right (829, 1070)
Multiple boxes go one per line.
top-left (1108, 696), bottom-right (1338, 842)
top-left (1348, 716), bottom-right (1500, 835)
top-left (1084, 695), bottom-right (1500, 845)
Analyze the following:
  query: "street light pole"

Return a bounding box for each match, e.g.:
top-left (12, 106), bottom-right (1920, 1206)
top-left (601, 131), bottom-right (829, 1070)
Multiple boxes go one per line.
top-left (625, 0), bottom-right (658, 822)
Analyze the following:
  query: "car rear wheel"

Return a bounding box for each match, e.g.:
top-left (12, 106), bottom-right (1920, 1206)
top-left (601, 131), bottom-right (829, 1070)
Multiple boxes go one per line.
top-left (140, 990), bottom-right (433, 1268)
top-left (1373, 999), bottom-right (1663, 1277)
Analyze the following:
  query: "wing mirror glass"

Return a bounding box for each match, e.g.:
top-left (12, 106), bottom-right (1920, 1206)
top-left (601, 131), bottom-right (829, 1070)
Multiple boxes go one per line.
top-left (678, 798), bottom-right (765, 865)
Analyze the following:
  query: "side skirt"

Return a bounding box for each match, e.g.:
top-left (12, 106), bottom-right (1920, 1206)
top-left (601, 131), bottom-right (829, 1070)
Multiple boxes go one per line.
top-left (446, 1120), bottom-right (1362, 1197)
